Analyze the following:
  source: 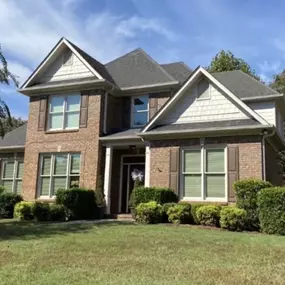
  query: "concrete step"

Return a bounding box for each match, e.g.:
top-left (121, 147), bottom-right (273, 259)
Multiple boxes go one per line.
top-left (115, 214), bottom-right (134, 221)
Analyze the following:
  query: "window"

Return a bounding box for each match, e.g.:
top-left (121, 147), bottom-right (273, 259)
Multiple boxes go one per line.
top-left (1, 159), bottom-right (24, 194)
top-left (131, 95), bottom-right (149, 127)
top-left (182, 147), bottom-right (226, 201)
top-left (38, 153), bottom-right (80, 198)
top-left (196, 78), bottom-right (210, 100)
top-left (48, 94), bottom-right (80, 130)
top-left (63, 50), bottom-right (73, 66)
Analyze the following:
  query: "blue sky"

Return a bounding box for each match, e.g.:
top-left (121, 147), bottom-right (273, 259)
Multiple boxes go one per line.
top-left (1, 0), bottom-right (285, 119)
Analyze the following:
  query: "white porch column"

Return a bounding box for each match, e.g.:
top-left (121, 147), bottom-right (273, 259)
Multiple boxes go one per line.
top-left (145, 145), bottom-right (150, 187)
top-left (104, 146), bottom-right (113, 215)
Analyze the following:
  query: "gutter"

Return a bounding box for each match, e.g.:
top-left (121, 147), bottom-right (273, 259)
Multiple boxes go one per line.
top-left (241, 94), bottom-right (283, 102)
top-left (0, 145), bottom-right (25, 150)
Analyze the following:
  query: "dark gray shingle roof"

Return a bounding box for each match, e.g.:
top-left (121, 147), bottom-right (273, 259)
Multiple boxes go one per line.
top-left (100, 128), bottom-right (141, 140)
top-left (160, 62), bottom-right (192, 83)
top-left (0, 124), bottom-right (27, 148)
top-left (212, 70), bottom-right (279, 99)
top-left (105, 48), bottom-right (178, 88)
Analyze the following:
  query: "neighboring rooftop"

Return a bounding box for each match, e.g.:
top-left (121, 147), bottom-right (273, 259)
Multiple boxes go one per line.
top-left (0, 124), bottom-right (27, 149)
top-left (161, 62), bottom-right (192, 83)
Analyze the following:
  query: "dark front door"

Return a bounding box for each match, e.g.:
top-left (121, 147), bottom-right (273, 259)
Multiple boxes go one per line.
top-left (121, 158), bottom-right (145, 213)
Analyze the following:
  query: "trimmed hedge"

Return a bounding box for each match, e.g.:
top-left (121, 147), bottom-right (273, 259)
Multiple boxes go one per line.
top-left (49, 204), bottom-right (67, 222)
top-left (196, 205), bottom-right (220, 227)
top-left (129, 187), bottom-right (178, 209)
top-left (257, 187), bottom-right (285, 235)
top-left (167, 203), bottom-right (192, 224)
top-left (32, 202), bottom-right (51, 221)
top-left (14, 201), bottom-right (34, 220)
top-left (135, 201), bottom-right (163, 224)
top-left (220, 206), bottom-right (246, 231)
top-left (56, 188), bottom-right (97, 220)
top-left (0, 186), bottom-right (5, 195)
top-left (161, 202), bottom-right (177, 223)
top-left (234, 179), bottom-right (272, 230)
top-left (0, 192), bottom-right (23, 218)
top-left (191, 204), bottom-right (207, 224)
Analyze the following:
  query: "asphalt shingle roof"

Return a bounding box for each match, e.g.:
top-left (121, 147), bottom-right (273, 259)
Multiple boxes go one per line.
top-left (0, 124), bottom-right (27, 148)
top-left (160, 62), bottom-right (192, 83)
top-left (100, 128), bottom-right (141, 140)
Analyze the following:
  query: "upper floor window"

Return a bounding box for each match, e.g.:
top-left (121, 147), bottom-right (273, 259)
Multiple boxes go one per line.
top-left (48, 94), bottom-right (80, 130)
top-left (131, 95), bottom-right (149, 128)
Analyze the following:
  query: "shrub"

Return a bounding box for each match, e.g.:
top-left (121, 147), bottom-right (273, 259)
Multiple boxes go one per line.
top-left (135, 201), bottom-right (163, 224)
top-left (167, 203), bottom-right (192, 224)
top-left (234, 179), bottom-right (272, 230)
top-left (0, 192), bottom-right (23, 218)
top-left (197, 205), bottom-right (220, 227)
top-left (220, 206), bottom-right (246, 231)
top-left (0, 186), bottom-right (5, 195)
top-left (32, 202), bottom-right (51, 221)
top-left (129, 187), bottom-right (178, 209)
top-left (161, 203), bottom-right (177, 222)
top-left (190, 204), bottom-right (207, 224)
top-left (49, 204), bottom-right (67, 222)
top-left (14, 201), bottom-right (34, 220)
top-left (56, 188), bottom-right (97, 220)
top-left (257, 187), bottom-right (285, 235)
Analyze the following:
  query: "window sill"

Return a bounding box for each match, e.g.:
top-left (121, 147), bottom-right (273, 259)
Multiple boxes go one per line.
top-left (45, 129), bottom-right (79, 134)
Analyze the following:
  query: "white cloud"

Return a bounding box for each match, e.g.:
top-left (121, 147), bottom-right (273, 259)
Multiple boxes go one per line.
top-left (7, 61), bottom-right (33, 85)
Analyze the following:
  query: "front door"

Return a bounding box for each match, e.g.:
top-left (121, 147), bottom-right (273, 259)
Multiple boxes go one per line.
top-left (121, 156), bottom-right (145, 213)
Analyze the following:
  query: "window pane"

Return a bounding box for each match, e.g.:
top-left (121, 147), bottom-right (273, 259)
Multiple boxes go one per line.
top-left (66, 112), bottom-right (79, 128)
top-left (206, 175), bottom-right (225, 198)
top-left (133, 96), bottom-right (148, 112)
top-left (50, 113), bottom-right (63, 129)
top-left (70, 176), bottom-right (80, 188)
top-left (53, 177), bottom-right (67, 194)
top-left (54, 155), bottom-right (67, 175)
top-left (71, 154), bottom-right (80, 174)
top-left (3, 161), bottom-right (14, 179)
top-left (206, 149), bottom-right (224, 172)
top-left (184, 151), bottom-right (201, 172)
top-left (50, 96), bottom-right (64, 112)
top-left (66, 95), bottom-right (80, 111)
top-left (3, 180), bottom-right (13, 192)
top-left (15, 181), bottom-right (22, 194)
top-left (17, 161), bottom-right (24, 178)
top-left (184, 174), bottom-right (201, 197)
top-left (40, 177), bottom-right (50, 196)
top-left (42, 156), bottom-right (51, 175)
top-left (133, 112), bottom-right (148, 127)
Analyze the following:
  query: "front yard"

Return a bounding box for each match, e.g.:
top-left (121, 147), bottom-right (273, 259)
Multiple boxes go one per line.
top-left (0, 221), bottom-right (285, 285)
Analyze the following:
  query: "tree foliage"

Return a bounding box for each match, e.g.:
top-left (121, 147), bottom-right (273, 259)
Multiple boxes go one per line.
top-left (269, 70), bottom-right (285, 95)
top-left (1, 117), bottom-right (26, 133)
top-left (207, 50), bottom-right (260, 81)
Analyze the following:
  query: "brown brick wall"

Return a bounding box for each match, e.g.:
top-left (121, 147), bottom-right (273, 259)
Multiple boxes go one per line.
top-left (22, 89), bottom-right (104, 200)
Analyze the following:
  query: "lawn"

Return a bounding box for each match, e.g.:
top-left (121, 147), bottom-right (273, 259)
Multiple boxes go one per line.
top-left (0, 221), bottom-right (285, 285)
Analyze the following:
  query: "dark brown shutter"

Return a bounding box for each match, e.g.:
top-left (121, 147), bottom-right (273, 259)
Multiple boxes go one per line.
top-left (38, 96), bottom-right (47, 131)
top-left (228, 145), bottom-right (239, 202)
top-left (122, 97), bottom-right (131, 129)
top-left (169, 147), bottom-right (180, 195)
top-left (79, 92), bottom-right (89, 128)
top-left (149, 97), bottom-right (157, 119)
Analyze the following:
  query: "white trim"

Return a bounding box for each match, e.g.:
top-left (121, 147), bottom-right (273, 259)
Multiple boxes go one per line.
top-left (142, 67), bottom-right (269, 132)
top-left (104, 146), bottom-right (113, 215)
top-left (131, 95), bottom-right (149, 128)
top-left (241, 94), bottom-right (283, 101)
top-left (145, 145), bottom-right (150, 187)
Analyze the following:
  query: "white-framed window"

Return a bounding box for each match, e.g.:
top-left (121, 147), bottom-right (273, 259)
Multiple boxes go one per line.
top-left (1, 159), bottom-right (24, 194)
top-left (38, 153), bottom-right (80, 198)
top-left (63, 50), bottom-right (73, 66)
top-left (196, 78), bottom-right (210, 100)
top-left (181, 147), bottom-right (227, 201)
top-left (48, 94), bottom-right (80, 130)
top-left (131, 95), bottom-right (149, 128)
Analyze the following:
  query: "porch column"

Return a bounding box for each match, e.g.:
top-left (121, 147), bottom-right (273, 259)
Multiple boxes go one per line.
top-left (104, 146), bottom-right (113, 215)
top-left (145, 145), bottom-right (150, 187)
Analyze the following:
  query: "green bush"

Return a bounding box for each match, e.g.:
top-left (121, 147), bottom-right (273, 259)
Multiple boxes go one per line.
top-left (129, 187), bottom-right (178, 209)
top-left (0, 186), bottom-right (5, 195)
top-left (161, 202), bottom-right (177, 222)
top-left (234, 179), bottom-right (272, 230)
top-left (220, 206), bottom-right (246, 231)
top-left (32, 202), bottom-right (51, 221)
top-left (167, 203), bottom-right (192, 224)
top-left (49, 204), bottom-right (67, 222)
top-left (0, 192), bottom-right (23, 218)
top-left (14, 201), bottom-right (34, 220)
top-left (190, 204), bottom-right (207, 224)
top-left (135, 201), bottom-right (163, 224)
top-left (56, 188), bottom-right (97, 220)
top-left (257, 187), bottom-right (285, 235)
top-left (197, 205), bottom-right (220, 227)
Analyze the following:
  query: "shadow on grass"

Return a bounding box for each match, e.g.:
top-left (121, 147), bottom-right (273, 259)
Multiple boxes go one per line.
top-left (0, 220), bottom-right (134, 241)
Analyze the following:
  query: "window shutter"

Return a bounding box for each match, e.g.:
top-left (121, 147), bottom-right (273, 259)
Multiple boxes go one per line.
top-left (149, 97), bottom-right (157, 119)
top-left (122, 97), bottom-right (131, 129)
top-left (38, 96), bottom-right (47, 131)
top-left (169, 147), bottom-right (180, 195)
top-left (79, 92), bottom-right (89, 128)
top-left (227, 145), bottom-right (239, 202)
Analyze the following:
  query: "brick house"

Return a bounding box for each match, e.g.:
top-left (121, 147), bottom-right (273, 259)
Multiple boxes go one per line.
top-left (0, 37), bottom-right (284, 215)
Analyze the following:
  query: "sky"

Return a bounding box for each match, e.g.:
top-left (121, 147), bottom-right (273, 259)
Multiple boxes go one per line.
top-left (1, 0), bottom-right (285, 119)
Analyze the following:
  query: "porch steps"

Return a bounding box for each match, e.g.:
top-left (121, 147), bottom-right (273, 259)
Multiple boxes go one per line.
top-left (115, 214), bottom-right (134, 221)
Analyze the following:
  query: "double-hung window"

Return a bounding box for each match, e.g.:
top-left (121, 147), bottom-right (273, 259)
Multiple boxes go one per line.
top-left (1, 159), bottom-right (24, 194)
top-left (38, 153), bottom-right (80, 198)
top-left (131, 95), bottom-right (149, 127)
top-left (182, 147), bottom-right (226, 201)
top-left (48, 94), bottom-right (80, 130)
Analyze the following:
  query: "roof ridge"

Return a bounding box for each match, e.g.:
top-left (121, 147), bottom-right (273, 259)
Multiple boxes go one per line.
top-left (105, 48), bottom-right (142, 66)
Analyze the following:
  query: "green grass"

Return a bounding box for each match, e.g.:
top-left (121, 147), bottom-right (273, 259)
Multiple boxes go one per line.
top-left (1, 220), bottom-right (285, 285)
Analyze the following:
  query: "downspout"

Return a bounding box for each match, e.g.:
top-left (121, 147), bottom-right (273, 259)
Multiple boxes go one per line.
top-left (103, 91), bottom-right (108, 134)
top-left (261, 129), bottom-right (276, 180)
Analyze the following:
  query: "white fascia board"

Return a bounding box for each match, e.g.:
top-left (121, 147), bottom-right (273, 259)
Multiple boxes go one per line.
top-left (241, 94), bottom-right (283, 102)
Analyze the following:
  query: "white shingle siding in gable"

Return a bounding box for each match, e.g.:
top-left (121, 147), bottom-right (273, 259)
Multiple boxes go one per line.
top-left (158, 82), bottom-right (248, 125)
top-left (40, 52), bottom-right (94, 83)
top-left (248, 101), bottom-right (276, 126)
